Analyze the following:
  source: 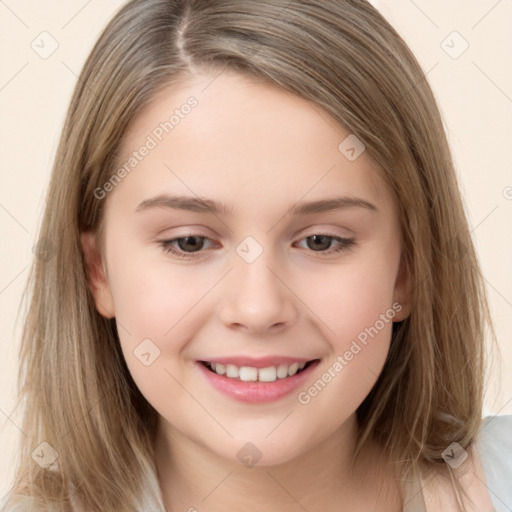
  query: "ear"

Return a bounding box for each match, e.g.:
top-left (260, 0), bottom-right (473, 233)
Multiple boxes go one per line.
top-left (392, 251), bottom-right (413, 322)
top-left (80, 231), bottom-right (115, 319)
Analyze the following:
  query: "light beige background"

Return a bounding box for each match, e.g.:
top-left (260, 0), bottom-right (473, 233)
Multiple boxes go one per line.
top-left (1, 0), bottom-right (511, 496)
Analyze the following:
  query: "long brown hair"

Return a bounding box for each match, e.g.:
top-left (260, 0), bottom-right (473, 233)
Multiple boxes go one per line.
top-left (2, 0), bottom-right (497, 510)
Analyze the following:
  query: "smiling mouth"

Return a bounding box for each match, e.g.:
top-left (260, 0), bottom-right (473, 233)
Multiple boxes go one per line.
top-left (199, 360), bottom-right (319, 383)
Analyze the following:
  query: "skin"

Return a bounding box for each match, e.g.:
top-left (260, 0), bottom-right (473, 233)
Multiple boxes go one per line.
top-left (82, 70), bottom-right (412, 511)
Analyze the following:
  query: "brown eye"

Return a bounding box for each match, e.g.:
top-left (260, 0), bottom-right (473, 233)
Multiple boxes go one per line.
top-left (306, 235), bottom-right (333, 251)
top-left (159, 236), bottom-right (214, 259)
top-left (175, 236), bottom-right (206, 253)
top-left (295, 234), bottom-right (355, 255)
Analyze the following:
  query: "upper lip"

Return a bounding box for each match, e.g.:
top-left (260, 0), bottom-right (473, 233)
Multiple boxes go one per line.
top-left (198, 356), bottom-right (318, 369)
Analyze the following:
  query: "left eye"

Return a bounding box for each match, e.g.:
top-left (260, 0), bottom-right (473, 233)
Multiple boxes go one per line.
top-left (294, 234), bottom-right (355, 253)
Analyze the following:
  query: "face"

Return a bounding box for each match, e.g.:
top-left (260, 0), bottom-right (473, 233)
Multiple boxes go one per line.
top-left (82, 70), bottom-right (411, 466)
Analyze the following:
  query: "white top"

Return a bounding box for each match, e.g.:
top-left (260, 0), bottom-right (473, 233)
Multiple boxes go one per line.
top-left (403, 414), bottom-right (512, 511)
top-left (477, 415), bottom-right (512, 510)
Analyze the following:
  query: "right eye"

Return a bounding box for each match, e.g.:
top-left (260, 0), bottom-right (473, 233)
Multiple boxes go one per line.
top-left (158, 235), bottom-right (216, 259)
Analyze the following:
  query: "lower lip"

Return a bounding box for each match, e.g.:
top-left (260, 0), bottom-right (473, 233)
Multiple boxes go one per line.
top-left (196, 360), bottom-right (320, 403)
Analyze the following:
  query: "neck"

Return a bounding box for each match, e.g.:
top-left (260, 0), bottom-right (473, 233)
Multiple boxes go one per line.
top-left (154, 415), bottom-right (403, 512)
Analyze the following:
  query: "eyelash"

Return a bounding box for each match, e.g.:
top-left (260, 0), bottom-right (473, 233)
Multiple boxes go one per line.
top-left (157, 234), bottom-right (355, 260)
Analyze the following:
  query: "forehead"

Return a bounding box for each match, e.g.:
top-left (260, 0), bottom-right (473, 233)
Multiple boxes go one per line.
top-left (111, 70), bottom-right (392, 218)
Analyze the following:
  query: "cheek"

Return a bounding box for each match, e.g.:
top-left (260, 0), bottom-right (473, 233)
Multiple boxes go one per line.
top-left (304, 256), bottom-right (398, 346)
top-left (106, 247), bottom-right (220, 393)
top-left (295, 298), bottom-right (394, 437)
top-left (108, 256), bottom-right (205, 416)
top-left (107, 244), bottom-right (210, 339)
top-left (293, 251), bottom-right (398, 405)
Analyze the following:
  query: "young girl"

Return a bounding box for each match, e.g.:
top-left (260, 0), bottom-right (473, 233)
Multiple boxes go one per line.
top-left (2, 0), bottom-right (511, 510)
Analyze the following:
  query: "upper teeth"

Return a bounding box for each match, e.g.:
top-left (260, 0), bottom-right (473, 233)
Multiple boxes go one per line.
top-left (209, 362), bottom-right (307, 382)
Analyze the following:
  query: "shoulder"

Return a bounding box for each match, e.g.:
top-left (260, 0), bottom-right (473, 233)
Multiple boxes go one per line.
top-left (475, 414), bottom-right (512, 510)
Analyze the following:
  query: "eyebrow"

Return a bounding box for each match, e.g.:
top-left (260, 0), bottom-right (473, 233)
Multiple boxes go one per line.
top-left (134, 194), bottom-right (378, 216)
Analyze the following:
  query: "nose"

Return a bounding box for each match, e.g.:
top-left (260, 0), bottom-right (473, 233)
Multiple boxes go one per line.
top-left (218, 252), bottom-right (299, 335)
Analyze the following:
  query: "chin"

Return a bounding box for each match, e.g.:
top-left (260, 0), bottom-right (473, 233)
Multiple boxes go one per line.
top-left (215, 433), bottom-right (312, 469)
